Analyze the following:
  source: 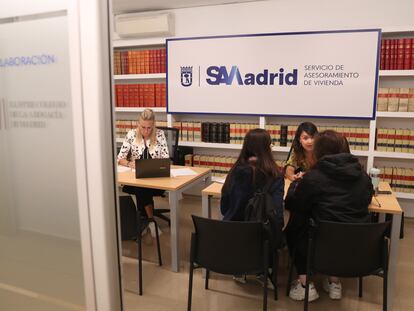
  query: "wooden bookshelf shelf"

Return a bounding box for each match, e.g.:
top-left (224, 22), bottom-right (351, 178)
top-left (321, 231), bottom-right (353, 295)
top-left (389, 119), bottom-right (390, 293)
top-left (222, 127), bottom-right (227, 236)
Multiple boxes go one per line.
top-left (179, 141), bottom-right (242, 150)
top-left (114, 73), bottom-right (166, 80)
top-left (113, 37), bottom-right (166, 48)
top-left (351, 150), bottom-right (370, 157)
top-left (376, 112), bottom-right (414, 118)
top-left (272, 146), bottom-right (291, 153)
top-left (373, 151), bottom-right (414, 160)
top-left (379, 70), bottom-right (414, 77)
top-left (115, 107), bottom-right (166, 113)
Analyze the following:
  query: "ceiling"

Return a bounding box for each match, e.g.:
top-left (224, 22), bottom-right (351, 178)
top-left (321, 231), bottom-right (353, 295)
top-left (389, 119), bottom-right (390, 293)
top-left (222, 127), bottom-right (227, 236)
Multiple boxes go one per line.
top-left (112, 0), bottom-right (264, 14)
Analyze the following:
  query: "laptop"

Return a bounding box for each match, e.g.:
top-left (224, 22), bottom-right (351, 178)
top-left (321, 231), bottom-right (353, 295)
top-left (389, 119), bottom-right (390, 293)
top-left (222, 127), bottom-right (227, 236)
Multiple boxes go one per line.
top-left (135, 158), bottom-right (171, 178)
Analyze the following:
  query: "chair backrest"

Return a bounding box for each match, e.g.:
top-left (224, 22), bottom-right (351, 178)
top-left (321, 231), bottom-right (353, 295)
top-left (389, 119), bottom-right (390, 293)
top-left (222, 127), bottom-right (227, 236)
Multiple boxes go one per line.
top-left (157, 127), bottom-right (179, 164)
top-left (310, 220), bottom-right (391, 277)
top-left (191, 215), bottom-right (267, 275)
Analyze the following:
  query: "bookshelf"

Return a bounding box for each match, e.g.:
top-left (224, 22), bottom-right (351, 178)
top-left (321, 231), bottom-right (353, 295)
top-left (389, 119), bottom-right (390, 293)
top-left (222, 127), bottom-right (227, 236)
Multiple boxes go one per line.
top-left (376, 112), bottom-right (414, 118)
top-left (114, 73), bottom-right (166, 80)
top-left (379, 70), bottom-right (414, 77)
top-left (113, 27), bottom-right (414, 200)
top-left (115, 107), bottom-right (166, 113)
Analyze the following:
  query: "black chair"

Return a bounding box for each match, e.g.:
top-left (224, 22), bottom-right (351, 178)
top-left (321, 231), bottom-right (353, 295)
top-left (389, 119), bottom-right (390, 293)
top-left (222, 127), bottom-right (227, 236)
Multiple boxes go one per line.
top-left (119, 195), bottom-right (162, 295)
top-left (136, 211), bottom-right (162, 295)
top-left (302, 219), bottom-right (391, 311)
top-left (153, 127), bottom-right (180, 226)
top-left (187, 215), bottom-right (278, 311)
top-left (157, 126), bottom-right (179, 164)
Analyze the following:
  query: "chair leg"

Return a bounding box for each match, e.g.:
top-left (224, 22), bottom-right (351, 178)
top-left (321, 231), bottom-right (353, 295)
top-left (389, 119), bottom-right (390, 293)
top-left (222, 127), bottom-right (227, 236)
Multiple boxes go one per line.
top-left (273, 251), bottom-right (279, 301)
top-left (383, 271), bottom-right (388, 311)
top-left (205, 269), bottom-right (209, 289)
top-left (154, 210), bottom-right (171, 226)
top-left (286, 253), bottom-right (295, 297)
top-left (137, 235), bottom-right (143, 296)
top-left (187, 263), bottom-right (194, 311)
top-left (263, 267), bottom-right (268, 311)
top-left (304, 277), bottom-right (309, 311)
top-left (263, 244), bottom-right (269, 311)
top-left (359, 277), bottom-right (363, 297)
top-left (152, 219), bottom-right (163, 266)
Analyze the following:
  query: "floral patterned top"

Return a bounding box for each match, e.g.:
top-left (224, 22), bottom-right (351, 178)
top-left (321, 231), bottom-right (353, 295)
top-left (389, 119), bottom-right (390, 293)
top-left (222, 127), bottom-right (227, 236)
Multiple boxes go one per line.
top-left (285, 152), bottom-right (310, 172)
top-left (117, 129), bottom-right (170, 161)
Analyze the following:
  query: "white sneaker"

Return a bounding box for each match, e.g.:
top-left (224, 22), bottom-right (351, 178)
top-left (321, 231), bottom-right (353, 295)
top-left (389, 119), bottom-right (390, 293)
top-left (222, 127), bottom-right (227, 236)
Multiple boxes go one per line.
top-left (148, 222), bottom-right (162, 238)
top-left (289, 280), bottom-right (319, 302)
top-left (140, 226), bottom-right (149, 237)
top-left (323, 278), bottom-right (342, 300)
top-left (232, 275), bottom-right (247, 284)
top-left (255, 274), bottom-right (274, 289)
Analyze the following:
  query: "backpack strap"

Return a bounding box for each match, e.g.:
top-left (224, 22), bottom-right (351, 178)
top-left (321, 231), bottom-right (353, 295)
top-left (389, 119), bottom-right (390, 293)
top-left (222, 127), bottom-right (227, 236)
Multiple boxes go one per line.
top-left (260, 177), bottom-right (274, 194)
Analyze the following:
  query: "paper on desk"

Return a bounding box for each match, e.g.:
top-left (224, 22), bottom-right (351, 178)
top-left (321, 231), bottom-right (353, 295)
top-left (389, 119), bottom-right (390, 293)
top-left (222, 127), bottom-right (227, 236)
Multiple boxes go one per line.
top-left (117, 165), bottom-right (131, 173)
top-left (171, 168), bottom-right (197, 177)
top-left (214, 177), bottom-right (226, 184)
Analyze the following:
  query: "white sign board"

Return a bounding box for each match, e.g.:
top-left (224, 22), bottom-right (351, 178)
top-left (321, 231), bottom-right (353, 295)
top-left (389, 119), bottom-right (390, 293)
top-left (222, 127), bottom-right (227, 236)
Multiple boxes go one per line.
top-left (167, 29), bottom-right (380, 119)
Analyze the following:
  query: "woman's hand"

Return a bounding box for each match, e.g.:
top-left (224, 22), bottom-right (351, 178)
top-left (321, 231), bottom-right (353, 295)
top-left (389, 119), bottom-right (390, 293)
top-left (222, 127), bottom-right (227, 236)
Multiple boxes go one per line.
top-left (292, 171), bottom-right (304, 181)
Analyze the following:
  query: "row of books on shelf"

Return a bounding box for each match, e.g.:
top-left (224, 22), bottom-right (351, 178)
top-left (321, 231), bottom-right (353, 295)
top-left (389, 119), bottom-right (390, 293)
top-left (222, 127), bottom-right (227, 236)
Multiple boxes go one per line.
top-left (377, 87), bottom-right (414, 112)
top-left (265, 125), bottom-right (370, 150)
top-left (380, 38), bottom-right (414, 70)
top-left (115, 84), bottom-right (166, 107)
top-left (115, 120), bottom-right (168, 139)
top-left (184, 154), bottom-right (285, 177)
top-left (113, 48), bottom-right (166, 75)
top-left (172, 121), bottom-right (369, 151)
top-left (376, 128), bottom-right (414, 153)
top-left (380, 167), bottom-right (414, 193)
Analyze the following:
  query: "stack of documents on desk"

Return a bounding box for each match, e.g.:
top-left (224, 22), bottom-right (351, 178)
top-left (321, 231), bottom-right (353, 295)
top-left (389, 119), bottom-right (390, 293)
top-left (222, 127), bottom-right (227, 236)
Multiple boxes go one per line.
top-left (214, 177), bottom-right (226, 184)
top-left (171, 168), bottom-right (197, 177)
top-left (117, 165), bottom-right (131, 173)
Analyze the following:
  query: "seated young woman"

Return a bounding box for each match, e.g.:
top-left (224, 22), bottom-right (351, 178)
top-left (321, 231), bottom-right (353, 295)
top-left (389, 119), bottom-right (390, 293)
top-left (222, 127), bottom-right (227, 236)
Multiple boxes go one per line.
top-left (285, 130), bottom-right (374, 302)
top-left (285, 122), bottom-right (318, 181)
top-left (220, 128), bottom-right (285, 284)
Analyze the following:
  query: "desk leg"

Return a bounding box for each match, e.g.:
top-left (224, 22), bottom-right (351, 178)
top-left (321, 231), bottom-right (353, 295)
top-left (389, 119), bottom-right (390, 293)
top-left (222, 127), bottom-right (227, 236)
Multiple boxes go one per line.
top-left (387, 213), bottom-right (401, 311)
top-left (202, 195), bottom-right (212, 219)
top-left (169, 191), bottom-right (179, 272)
top-left (201, 195), bottom-right (212, 278)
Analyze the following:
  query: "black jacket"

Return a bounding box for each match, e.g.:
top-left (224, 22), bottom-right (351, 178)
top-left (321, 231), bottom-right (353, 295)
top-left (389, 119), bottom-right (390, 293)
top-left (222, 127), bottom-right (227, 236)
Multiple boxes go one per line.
top-left (285, 153), bottom-right (373, 223)
top-left (220, 165), bottom-right (284, 224)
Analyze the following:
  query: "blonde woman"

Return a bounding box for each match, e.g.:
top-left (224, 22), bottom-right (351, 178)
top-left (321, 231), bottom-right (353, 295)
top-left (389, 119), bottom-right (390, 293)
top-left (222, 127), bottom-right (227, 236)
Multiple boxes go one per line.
top-left (118, 109), bottom-right (169, 237)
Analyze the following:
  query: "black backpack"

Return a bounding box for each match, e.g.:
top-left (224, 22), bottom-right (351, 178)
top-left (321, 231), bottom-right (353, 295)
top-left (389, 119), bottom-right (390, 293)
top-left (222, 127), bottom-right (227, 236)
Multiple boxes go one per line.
top-left (244, 180), bottom-right (283, 250)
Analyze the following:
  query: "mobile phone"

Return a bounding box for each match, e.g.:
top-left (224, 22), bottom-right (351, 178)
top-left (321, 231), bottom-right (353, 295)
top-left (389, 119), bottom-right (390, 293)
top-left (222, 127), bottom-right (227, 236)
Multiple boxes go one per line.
top-left (377, 190), bottom-right (392, 195)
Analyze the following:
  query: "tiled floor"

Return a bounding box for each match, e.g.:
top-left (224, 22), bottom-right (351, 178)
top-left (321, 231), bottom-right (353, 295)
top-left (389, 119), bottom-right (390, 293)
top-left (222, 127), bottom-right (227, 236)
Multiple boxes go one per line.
top-left (122, 195), bottom-right (413, 310)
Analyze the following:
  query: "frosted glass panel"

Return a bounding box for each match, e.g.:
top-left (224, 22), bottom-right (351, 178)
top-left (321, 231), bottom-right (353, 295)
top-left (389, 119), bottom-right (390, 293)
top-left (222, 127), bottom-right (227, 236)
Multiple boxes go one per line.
top-left (0, 12), bottom-right (86, 311)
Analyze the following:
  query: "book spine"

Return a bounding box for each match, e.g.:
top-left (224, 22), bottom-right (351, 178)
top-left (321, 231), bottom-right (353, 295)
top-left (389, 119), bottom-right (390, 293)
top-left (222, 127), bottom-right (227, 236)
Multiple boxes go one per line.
top-left (388, 88), bottom-right (400, 111)
top-left (377, 87), bottom-right (389, 111)
top-left (202, 122), bottom-right (209, 142)
top-left (397, 38), bottom-right (405, 70)
top-left (380, 39), bottom-right (385, 70)
top-left (384, 39), bottom-right (390, 70)
top-left (280, 125), bottom-right (288, 147)
top-left (403, 38), bottom-right (412, 70)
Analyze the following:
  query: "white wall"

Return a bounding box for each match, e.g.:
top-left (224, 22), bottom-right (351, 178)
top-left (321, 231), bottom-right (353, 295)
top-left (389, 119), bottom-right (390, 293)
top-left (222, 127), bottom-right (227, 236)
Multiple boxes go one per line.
top-left (165, 0), bottom-right (414, 37)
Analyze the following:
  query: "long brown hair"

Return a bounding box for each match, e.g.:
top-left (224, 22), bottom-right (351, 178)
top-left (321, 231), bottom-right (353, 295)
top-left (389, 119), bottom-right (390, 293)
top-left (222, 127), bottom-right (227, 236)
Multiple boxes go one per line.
top-left (313, 130), bottom-right (350, 161)
top-left (291, 122), bottom-right (318, 166)
top-left (224, 128), bottom-right (280, 190)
